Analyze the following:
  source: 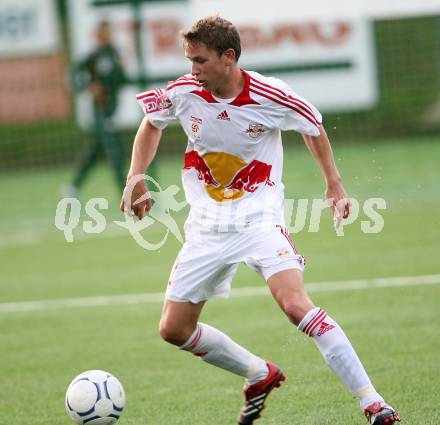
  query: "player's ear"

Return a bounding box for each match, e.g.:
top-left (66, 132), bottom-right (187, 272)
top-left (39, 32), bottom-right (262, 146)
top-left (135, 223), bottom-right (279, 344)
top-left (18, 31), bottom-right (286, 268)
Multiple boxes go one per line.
top-left (222, 48), bottom-right (236, 65)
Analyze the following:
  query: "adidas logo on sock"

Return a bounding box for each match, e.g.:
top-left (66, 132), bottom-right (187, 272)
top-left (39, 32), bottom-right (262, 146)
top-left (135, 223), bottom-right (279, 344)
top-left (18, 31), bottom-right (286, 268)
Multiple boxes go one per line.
top-left (217, 110), bottom-right (230, 121)
top-left (317, 321), bottom-right (335, 336)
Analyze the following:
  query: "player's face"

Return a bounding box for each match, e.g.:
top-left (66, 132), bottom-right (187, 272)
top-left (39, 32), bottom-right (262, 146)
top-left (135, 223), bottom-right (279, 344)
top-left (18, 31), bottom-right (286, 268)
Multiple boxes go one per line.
top-left (185, 42), bottom-right (234, 94)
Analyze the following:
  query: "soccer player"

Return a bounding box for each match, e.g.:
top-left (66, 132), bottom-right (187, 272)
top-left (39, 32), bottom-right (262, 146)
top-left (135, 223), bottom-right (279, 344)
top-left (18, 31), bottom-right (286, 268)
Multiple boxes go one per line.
top-left (121, 15), bottom-right (400, 425)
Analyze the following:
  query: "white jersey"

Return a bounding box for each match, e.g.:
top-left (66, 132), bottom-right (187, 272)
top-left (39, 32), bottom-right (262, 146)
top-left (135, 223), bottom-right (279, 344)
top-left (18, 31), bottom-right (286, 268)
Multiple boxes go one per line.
top-left (136, 70), bottom-right (322, 232)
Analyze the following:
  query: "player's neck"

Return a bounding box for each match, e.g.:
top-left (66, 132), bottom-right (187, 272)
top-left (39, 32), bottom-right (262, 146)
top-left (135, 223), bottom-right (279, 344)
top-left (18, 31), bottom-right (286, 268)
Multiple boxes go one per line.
top-left (212, 67), bottom-right (244, 99)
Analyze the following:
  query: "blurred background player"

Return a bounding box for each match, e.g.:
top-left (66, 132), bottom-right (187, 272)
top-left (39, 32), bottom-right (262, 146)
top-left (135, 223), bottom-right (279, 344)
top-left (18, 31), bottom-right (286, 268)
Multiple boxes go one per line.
top-left (121, 15), bottom-right (400, 425)
top-left (63, 20), bottom-right (126, 198)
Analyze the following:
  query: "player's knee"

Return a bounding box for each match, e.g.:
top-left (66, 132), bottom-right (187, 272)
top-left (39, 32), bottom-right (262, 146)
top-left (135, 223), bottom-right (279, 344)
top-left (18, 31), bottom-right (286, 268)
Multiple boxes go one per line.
top-left (158, 321), bottom-right (190, 346)
top-left (282, 298), bottom-right (315, 326)
top-left (158, 321), bottom-right (179, 345)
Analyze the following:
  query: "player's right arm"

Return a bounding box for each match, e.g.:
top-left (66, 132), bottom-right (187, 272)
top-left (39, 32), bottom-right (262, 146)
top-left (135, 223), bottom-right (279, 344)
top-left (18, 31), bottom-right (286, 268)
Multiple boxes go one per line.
top-left (121, 77), bottom-right (196, 218)
top-left (121, 81), bottom-right (181, 219)
top-left (120, 117), bottom-right (162, 219)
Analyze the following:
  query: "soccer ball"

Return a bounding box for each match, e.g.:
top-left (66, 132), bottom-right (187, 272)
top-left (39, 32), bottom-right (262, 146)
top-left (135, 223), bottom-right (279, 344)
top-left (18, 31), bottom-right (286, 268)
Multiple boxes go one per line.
top-left (65, 370), bottom-right (126, 424)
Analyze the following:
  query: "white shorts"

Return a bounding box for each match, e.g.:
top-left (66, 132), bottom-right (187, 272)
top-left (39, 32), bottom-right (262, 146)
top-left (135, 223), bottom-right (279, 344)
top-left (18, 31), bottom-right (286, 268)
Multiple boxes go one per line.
top-left (165, 224), bottom-right (305, 304)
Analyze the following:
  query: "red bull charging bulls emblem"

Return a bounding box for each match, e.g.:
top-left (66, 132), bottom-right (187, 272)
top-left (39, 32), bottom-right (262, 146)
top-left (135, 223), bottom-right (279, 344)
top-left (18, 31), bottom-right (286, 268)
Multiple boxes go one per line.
top-left (245, 122), bottom-right (266, 139)
top-left (184, 151), bottom-right (274, 202)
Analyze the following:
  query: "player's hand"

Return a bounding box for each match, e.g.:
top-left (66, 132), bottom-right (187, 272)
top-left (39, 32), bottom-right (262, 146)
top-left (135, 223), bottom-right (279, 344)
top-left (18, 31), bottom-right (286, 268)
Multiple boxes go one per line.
top-left (325, 180), bottom-right (351, 229)
top-left (120, 177), bottom-right (153, 220)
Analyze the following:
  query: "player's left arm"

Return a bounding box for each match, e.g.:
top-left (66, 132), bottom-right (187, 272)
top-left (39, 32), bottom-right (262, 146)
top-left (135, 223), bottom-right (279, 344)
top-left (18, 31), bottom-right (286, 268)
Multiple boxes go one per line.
top-left (302, 125), bottom-right (351, 227)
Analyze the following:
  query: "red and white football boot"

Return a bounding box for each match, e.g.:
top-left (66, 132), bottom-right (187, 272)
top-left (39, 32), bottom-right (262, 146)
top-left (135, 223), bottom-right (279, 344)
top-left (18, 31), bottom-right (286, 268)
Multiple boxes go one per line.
top-left (237, 362), bottom-right (286, 425)
top-left (364, 401), bottom-right (401, 424)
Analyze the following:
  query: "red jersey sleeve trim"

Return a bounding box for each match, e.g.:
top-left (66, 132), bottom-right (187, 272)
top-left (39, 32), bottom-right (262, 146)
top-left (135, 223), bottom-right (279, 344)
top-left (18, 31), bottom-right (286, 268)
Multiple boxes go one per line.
top-left (249, 76), bottom-right (321, 125)
top-left (250, 77), bottom-right (315, 115)
top-left (249, 86), bottom-right (320, 128)
top-left (136, 88), bottom-right (165, 100)
top-left (166, 81), bottom-right (202, 91)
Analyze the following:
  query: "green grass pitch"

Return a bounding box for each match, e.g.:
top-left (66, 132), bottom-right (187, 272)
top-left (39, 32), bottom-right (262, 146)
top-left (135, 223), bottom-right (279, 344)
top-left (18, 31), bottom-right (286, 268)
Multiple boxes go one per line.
top-left (1, 136), bottom-right (439, 424)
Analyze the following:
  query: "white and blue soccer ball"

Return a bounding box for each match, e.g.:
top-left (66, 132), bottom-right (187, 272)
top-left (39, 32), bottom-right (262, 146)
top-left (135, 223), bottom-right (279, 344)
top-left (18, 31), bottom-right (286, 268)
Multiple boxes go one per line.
top-left (65, 370), bottom-right (126, 424)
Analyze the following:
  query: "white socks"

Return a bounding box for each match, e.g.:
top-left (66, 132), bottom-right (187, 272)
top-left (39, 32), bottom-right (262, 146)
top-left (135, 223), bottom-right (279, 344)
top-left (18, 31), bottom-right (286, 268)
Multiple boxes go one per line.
top-left (298, 307), bottom-right (384, 409)
top-left (180, 322), bottom-right (268, 384)
top-left (178, 311), bottom-right (384, 410)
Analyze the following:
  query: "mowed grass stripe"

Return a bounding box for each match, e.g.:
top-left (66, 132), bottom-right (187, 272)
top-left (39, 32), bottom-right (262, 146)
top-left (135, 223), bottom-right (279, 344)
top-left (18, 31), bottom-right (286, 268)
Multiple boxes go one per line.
top-left (1, 273), bottom-right (439, 313)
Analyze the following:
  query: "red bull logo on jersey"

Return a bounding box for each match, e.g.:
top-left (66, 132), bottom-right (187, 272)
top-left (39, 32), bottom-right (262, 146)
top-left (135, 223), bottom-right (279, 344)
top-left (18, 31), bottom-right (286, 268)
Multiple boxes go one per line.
top-left (245, 122), bottom-right (266, 139)
top-left (224, 160), bottom-right (274, 193)
top-left (184, 151), bottom-right (219, 187)
top-left (183, 150), bottom-right (274, 202)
